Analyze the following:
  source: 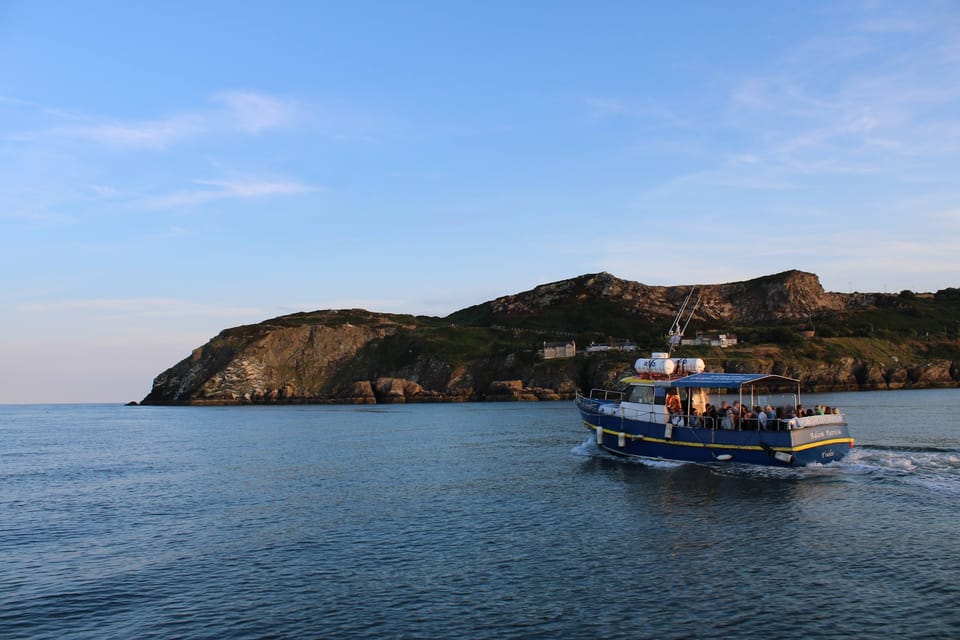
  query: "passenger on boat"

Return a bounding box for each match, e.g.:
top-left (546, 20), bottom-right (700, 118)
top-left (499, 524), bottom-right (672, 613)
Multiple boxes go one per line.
top-left (764, 405), bottom-right (776, 422)
top-left (786, 407), bottom-right (800, 429)
top-left (666, 390), bottom-right (682, 414)
top-left (738, 406), bottom-right (752, 430)
top-left (756, 405), bottom-right (768, 430)
top-left (704, 403), bottom-right (719, 429)
top-left (774, 406), bottom-right (787, 431)
top-left (720, 409), bottom-right (735, 430)
top-left (688, 408), bottom-right (703, 428)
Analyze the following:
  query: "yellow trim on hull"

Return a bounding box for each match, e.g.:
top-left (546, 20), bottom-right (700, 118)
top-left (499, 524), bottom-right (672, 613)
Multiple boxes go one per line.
top-left (791, 437), bottom-right (855, 452)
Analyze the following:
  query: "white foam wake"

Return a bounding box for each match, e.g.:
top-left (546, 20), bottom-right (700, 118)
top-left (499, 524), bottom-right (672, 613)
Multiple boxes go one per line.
top-left (842, 446), bottom-right (960, 495)
top-left (569, 437), bottom-right (688, 468)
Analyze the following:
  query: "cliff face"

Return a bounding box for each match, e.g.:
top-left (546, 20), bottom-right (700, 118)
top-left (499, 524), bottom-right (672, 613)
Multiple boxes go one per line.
top-left (141, 271), bottom-right (959, 405)
top-left (484, 270), bottom-right (854, 324)
top-left (721, 352), bottom-right (959, 392)
top-left (142, 311), bottom-right (410, 404)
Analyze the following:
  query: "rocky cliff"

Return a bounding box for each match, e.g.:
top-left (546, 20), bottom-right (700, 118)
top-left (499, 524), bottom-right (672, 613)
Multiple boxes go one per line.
top-left (472, 269), bottom-right (855, 324)
top-left (143, 310), bottom-right (412, 404)
top-left (141, 271), bottom-right (960, 405)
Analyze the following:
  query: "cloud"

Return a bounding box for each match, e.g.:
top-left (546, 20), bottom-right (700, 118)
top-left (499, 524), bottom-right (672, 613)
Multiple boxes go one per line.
top-left (0, 205), bottom-right (78, 225)
top-left (140, 177), bottom-right (321, 208)
top-left (89, 184), bottom-right (122, 198)
top-left (49, 115), bottom-right (203, 149)
top-left (213, 91), bottom-right (299, 133)
top-left (15, 90), bottom-right (300, 150)
top-left (726, 8), bottom-right (960, 166)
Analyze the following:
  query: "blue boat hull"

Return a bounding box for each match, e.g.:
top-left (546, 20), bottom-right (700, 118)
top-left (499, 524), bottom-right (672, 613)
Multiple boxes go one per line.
top-left (578, 399), bottom-right (853, 467)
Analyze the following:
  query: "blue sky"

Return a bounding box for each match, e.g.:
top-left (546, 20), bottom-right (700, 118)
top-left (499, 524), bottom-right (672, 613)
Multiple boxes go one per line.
top-left (2, 1), bottom-right (959, 403)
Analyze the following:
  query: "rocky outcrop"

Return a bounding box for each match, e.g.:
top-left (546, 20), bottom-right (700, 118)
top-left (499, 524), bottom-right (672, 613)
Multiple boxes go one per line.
top-left (482, 270), bottom-right (860, 325)
top-left (141, 272), bottom-right (959, 405)
top-left (143, 310), bottom-right (411, 405)
top-left (341, 380), bottom-right (376, 404)
top-left (722, 355), bottom-right (959, 392)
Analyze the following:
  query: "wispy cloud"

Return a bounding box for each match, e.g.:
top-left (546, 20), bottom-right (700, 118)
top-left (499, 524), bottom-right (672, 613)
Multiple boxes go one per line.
top-left (15, 90), bottom-right (300, 150)
top-left (0, 95), bottom-right (88, 122)
top-left (726, 9), bottom-right (960, 168)
top-left (140, 177), bottom-right (321, 209)
top-left (586, 4), bottom-right (960, 188)
top-left (49, 115), bottom-right (203, 149)
top-left (0, 206), bottom-right (78, 225)
top-left (212, 91), bottom-right (299, 133)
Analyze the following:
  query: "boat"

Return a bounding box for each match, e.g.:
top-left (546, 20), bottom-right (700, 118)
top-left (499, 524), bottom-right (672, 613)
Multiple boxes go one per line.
top-left (575, 352), bottom-right (854, 466)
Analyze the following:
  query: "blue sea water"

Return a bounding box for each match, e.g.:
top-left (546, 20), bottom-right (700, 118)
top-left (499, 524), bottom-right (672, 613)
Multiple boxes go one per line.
top-left (1, 389), bottom-right (959, 639)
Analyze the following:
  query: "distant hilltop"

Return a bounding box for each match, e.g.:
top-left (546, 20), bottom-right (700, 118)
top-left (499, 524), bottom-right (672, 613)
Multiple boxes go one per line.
top-left (448, 270), bottom-right (851, 326)
top-left (140, 270), bottom-right (960, 405)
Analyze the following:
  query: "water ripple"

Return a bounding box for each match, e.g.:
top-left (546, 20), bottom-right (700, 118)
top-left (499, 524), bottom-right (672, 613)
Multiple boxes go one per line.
top-left (1, 401), bottom-right (958, 639)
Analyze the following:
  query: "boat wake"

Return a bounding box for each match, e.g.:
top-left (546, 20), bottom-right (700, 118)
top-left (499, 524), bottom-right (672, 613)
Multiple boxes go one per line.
top-left (570, 437), bottom-right (689, 469)
top-left (839, 445), bottom-right (960, 495)
top-left (571, 437), bottom-right (960, 493)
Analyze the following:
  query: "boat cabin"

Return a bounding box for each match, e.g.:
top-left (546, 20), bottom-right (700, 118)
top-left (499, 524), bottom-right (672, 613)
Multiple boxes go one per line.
top-left (604, 372), bottom-right (835, 431)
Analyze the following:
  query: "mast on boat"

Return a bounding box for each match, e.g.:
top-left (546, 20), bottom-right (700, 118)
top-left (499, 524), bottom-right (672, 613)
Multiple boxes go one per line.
top-left (667, 287), bottom-right (700, 355)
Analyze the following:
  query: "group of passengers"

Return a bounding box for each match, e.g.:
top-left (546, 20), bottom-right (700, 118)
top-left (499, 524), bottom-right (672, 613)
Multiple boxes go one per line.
top-left (667, 392), bottom-right (839, 431)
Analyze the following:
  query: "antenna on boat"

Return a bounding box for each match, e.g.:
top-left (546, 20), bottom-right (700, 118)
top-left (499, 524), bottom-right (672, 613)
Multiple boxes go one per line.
top-left (667, 287), bottom-right (701, 355)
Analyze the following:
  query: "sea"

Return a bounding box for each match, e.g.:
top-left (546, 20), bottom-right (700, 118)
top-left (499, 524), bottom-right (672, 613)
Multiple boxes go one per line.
top-left (1, 388), bottom-right (958, 639)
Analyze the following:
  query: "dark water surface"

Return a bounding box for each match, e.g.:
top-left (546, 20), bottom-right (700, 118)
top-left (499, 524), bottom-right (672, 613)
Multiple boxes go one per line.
top-left (2, 389), bottom-right (959, 639)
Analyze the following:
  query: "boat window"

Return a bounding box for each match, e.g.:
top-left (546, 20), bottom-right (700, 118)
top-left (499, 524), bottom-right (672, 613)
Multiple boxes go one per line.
top-left (625, 385), bottom-right (654, 403)
top-left (654, 387), bottom-right (666, 405)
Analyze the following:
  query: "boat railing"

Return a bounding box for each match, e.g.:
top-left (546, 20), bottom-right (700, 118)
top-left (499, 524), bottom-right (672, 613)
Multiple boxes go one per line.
top-left (792, 413), bottom-right (846, 428)
top-left (575, 389), bottom-right (624, 419)
top-left (585, 388), bottom-right (623, 402)
top-left (671, 410), bottom-right (845, 431)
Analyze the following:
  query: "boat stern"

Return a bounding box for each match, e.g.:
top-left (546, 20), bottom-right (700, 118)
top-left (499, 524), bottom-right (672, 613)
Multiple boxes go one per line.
top-left (789, 421), bottom-right (855, 465)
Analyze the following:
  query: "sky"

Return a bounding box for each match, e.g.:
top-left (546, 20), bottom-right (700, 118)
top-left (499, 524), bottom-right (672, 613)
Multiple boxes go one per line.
top-left (2, 1), bottom-right (959, 403)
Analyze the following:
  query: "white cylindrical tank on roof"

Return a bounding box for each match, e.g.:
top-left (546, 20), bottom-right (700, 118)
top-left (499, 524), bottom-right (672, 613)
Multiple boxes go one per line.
top-left (635, 357), bottom-right (675, 375)
top-left (671, 357), bottom-right (705, 374)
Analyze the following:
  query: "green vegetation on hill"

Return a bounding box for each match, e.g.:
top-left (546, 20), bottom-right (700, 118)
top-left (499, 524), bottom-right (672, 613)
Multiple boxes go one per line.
top-left (328, 285), bottom-right (960, 374)
top-left (815, 291), bottom-right (960, 343)
top-left (440, 282), bottom-right (960, 389)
